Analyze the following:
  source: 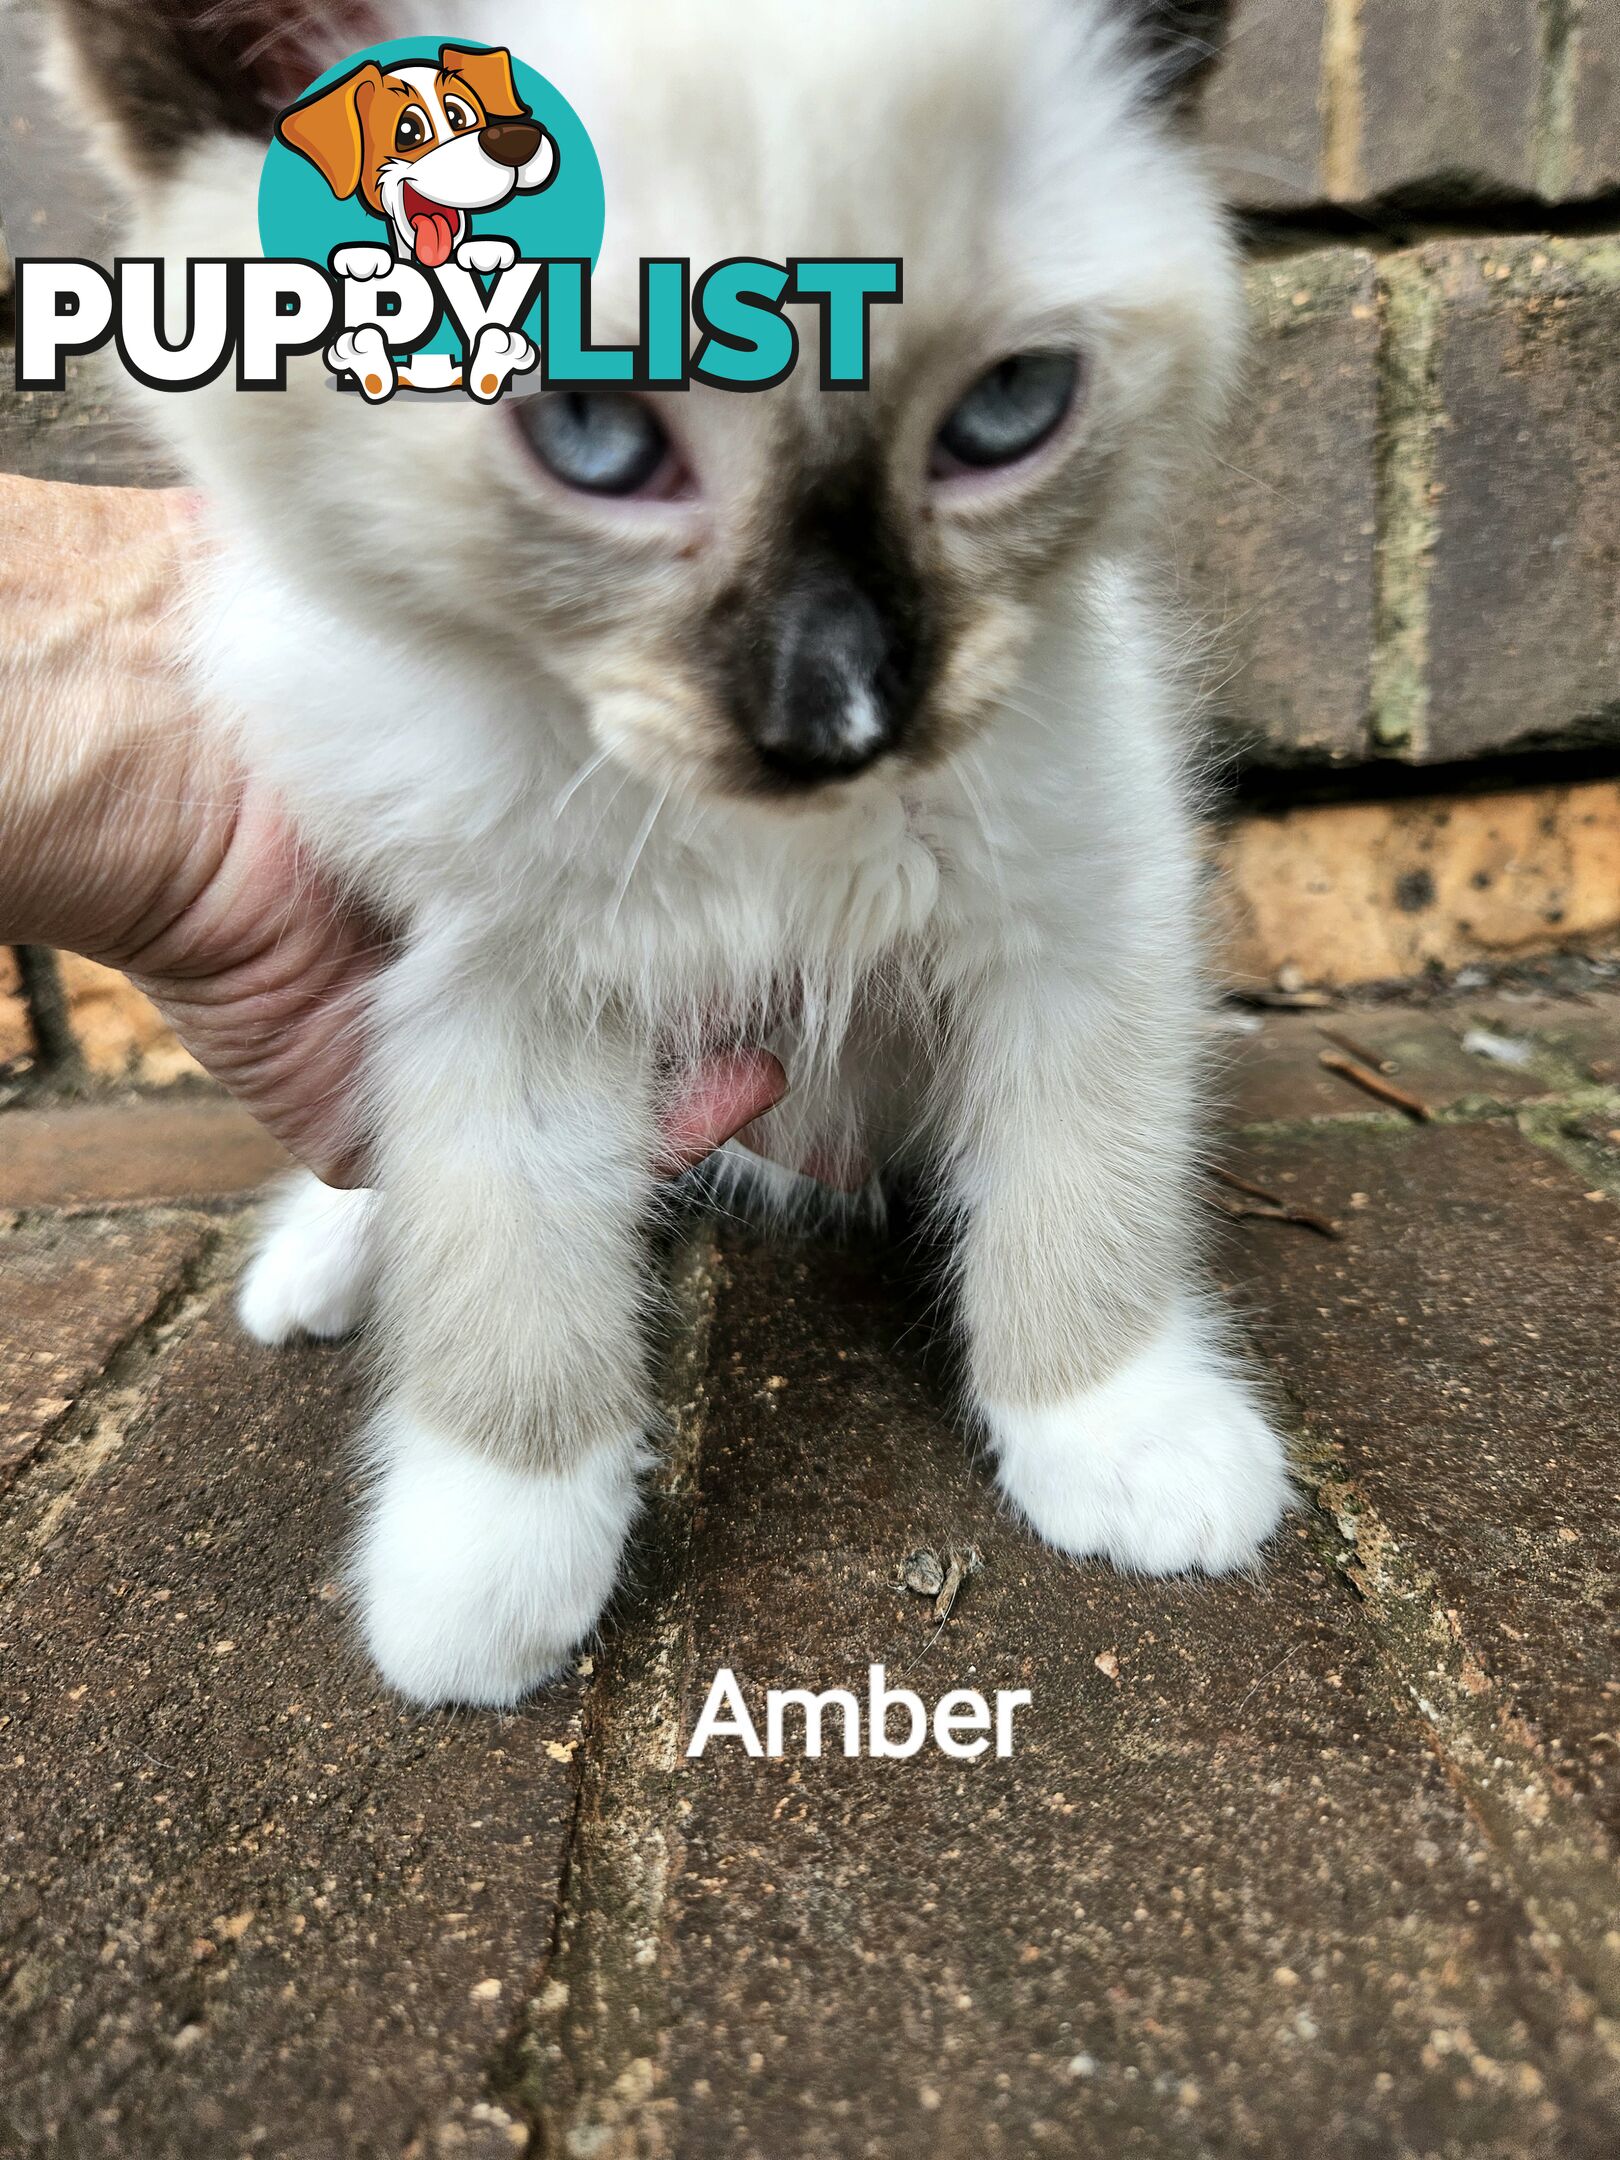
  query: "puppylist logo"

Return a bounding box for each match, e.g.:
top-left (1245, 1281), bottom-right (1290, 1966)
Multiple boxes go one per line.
top-left (14, 37), bottom-right (902, 404)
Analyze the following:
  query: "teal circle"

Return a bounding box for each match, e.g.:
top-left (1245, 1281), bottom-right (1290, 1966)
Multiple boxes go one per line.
top-left (257, 37), bottom-right (603, 355)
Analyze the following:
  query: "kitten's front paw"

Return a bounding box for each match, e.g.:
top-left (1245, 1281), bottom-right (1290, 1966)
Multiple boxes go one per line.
top-left (355, 1413), bottom-right (645, 1707)
top-left (239, 1176), bottom-right (378, 1346)
top-left (984, 1310), bottom-right (1292, 1576)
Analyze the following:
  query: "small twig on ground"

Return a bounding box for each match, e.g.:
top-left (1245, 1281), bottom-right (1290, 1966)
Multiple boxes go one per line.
top-left (1207, 1166), bottom-right (1344, 1240)
top-left (1208, 1194), bottom-right (1346, 1240)
top-left (1318, 1050), bottom-right (1433, 1121)
top-left (1231, 987), bottom-right (1335, 1011)
top-left (1211, 1165), bottom-right (1292, 1205)
top-left (1316, 1024), bottom-right (1397, 1074)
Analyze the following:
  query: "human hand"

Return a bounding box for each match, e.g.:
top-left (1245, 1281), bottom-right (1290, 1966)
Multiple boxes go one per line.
top-left (0, 476), bottom-right (785, 1183)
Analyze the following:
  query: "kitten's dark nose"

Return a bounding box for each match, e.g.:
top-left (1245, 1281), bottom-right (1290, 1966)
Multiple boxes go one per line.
top-left (746, 563), bottom-right (904, 786)
top-left (480, 120), bottom-right (544, 167)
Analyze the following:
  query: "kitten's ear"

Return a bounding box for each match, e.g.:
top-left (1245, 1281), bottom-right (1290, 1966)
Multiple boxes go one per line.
top-left (1118, 0), bottom-right (1232, 100)
top-left (46, 0), bottom-right (382, 187)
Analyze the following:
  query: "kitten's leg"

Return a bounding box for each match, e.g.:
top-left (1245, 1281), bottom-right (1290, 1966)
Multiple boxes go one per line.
top-left (238, 1172), bottom-right (379, 1345)
top-left (356, 955), bottom-right (657, 1706)
top-left (943, 970), bottom-right (1292, 1575)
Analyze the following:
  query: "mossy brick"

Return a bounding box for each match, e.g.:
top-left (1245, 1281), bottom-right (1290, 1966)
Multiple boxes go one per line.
top-left (1463, 990), bottom-right (1620, 1084)
top-left (1412, 238), bottom-right (1620, 763)
top-left (1223, 1004), bottom-right (1554, 1125)
top-left (1194, 249), bottom-right (1379, 766)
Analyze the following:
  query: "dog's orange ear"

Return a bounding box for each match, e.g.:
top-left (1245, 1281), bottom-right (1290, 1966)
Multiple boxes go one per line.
top-left (276, 62), bottom-right (383, 200)
top-left (439, 45), bottom-right (529, 122)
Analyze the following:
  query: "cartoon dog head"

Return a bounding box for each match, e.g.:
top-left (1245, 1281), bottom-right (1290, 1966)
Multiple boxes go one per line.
top-left (276, 45), bottom-right (558, 266)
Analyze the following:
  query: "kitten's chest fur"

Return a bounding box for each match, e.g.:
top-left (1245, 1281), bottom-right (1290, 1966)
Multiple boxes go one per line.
top-left (202, 555), bottom-right (994, 1015)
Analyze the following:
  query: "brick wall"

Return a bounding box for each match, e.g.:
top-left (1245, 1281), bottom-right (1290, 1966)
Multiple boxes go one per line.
top-left (1199, 236), bottom-right (1620, 772)
top-left (0, 0), bottom-right (1617, 1052)
top-left (1187, 0), bottom-right (1620, 990)
top-left (1205, 0), bottom-right (1619, 212)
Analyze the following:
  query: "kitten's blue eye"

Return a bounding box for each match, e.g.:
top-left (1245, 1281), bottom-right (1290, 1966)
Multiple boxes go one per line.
top-left (517, 391), bottom-right (673, 497)
top-left (934, 352), bottom-right (1080, 474)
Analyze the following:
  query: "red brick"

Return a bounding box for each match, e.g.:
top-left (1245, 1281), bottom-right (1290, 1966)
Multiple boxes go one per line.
top-left (1196, 249), bottom-right (1380, 765)
top-left (1356, 0), bottom-right (1540, 202)
top-left (1232, 1124), bottom-right (1620, 1839)
top-left (1418, 239), bottom-right (1620, 762)
top-left (1199, 0), bottom-right (1326, 211)
top-left (589, 1226), bottom-right (1620, 2155)
top-left (0, 1312), bottom-right (583, 2155)
top-left (1566, 0), bottom-right (1620, 197)
top-left (1200, 0), bottom-right (1620, 213)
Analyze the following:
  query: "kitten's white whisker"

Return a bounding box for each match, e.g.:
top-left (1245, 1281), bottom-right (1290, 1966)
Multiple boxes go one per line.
top-left (551, 747), bottom-right (612, 821)
top-left (607, 784), bottom-right (671, 929)
top-left (953, 749), bottom-right (1011, 907)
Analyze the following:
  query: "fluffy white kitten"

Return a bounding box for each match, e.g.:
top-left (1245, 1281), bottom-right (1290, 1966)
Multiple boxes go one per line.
top-left (54, 0), bottom-right (1291, 1704)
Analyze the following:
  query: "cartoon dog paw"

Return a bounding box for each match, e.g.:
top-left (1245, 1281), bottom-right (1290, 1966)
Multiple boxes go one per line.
top-left (466, 324), bottom-right (537, 402)
top-left (326, 326), bottom-right (396, 402)
top-left (455, 236), bottom-right (519, 276)
top-left (331, 244), bottom-right (395, 282)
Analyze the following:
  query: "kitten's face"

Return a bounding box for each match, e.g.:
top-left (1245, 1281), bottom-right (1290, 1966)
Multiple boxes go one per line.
top-left (70, 0), bottom-right (1238, 811)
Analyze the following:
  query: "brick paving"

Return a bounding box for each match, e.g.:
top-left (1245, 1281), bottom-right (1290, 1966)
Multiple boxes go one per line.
top-left (0, 994), bottom-right (1617, 2155)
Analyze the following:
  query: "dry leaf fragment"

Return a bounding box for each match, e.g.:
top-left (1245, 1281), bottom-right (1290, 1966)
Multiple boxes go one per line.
top-left (901, 1550), bottom-right (945, 1599)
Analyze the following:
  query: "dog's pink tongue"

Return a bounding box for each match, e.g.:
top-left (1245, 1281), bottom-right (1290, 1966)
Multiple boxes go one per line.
top-left (411, 206), bottom-right (457, 268)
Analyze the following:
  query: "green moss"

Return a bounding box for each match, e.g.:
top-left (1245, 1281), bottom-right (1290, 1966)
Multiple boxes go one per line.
top-left (1371, 255), bottom-right (1443, 756)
